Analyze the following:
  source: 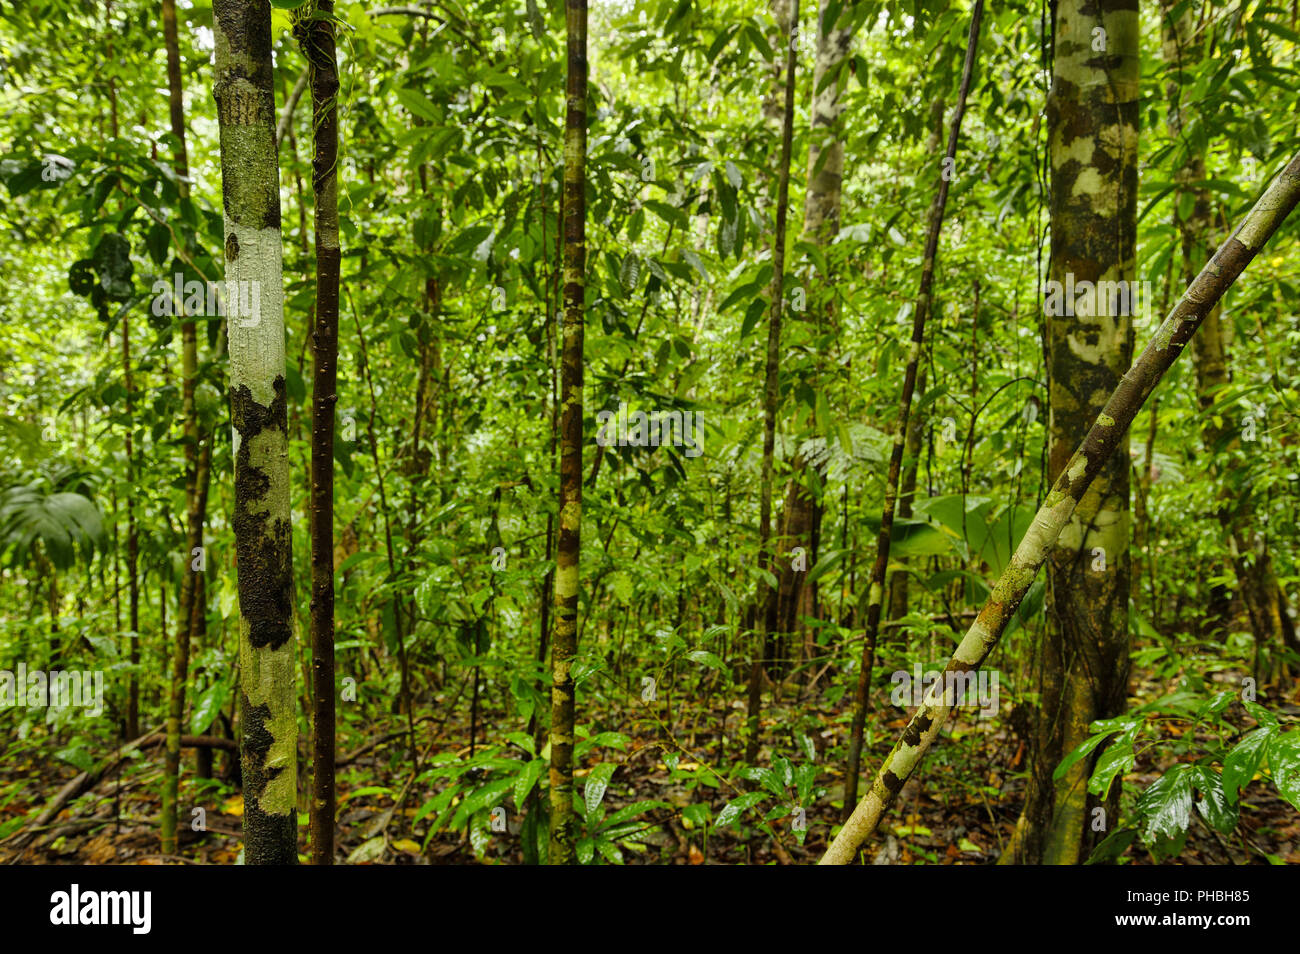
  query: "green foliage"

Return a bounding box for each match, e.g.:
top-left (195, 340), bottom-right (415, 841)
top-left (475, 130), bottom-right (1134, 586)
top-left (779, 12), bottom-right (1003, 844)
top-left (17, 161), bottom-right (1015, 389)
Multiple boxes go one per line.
top-left (1065, 685), bottom-right (1300, 863)
top-left (0, 480), bottom-right (105, 570)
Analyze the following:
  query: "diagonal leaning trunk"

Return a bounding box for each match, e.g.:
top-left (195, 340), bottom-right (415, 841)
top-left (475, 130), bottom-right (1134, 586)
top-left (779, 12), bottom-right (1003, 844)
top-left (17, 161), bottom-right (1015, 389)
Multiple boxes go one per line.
top-left (548, 0), bottom-right (588, 866)
top-left (822, 151), bottom-right (1300, 864)
top-left (213, 0), bottom-right (299, 865)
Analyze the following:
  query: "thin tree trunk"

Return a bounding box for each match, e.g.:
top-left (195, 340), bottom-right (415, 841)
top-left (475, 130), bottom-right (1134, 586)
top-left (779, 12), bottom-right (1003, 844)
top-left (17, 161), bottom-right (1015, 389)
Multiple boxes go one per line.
top-left (123, 304), bottom-right (140, 741)
top-left (1007, 0), bottom-right (1139, 866)
top-left (213, 0), bottom-right (299, 865)
top-left (745, 0), bottom-right (799, 766)
top-left (887, 97), bottom-right (943, 627)
top-left (350, 298), bottom-right (417, 764)
top-left (105, 5), bottom-right (141, 741)
top-left (160, 0), bottom-right (202, 856)
top-left (775, 0), bottom-right (854, 681)
top-left (298, 0), bottom-right (341, 867)
top-left (822, 150), bottom-right (1300, 865)
top-left (843, 0), bottom-right (983, 816)
top-left (547, 0), bottom-right (587, 866)
top-left (1162, 0), bottom-right (1293, 676)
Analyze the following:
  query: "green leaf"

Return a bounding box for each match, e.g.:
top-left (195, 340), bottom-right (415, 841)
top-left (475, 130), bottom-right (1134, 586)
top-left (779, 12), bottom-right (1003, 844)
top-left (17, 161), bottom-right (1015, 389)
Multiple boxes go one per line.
top-left (450, 776), bottom-right (513, 831)
top-left (92, 233), bottom-right (134, 301)
top-left (1196, 689), bottom-right (1235, 719)
top-left (725, 160), bottom-right (742, 189)
top-left (68, 259), bottom-right (97, 297)
top-left (1243, 701), bottom-right (1279, 729)
top-left (1086, 721), bottom-right (1141, 798)
top-left (1085, 827), bottom-right (1138, 864)
top-left (715, 791), bottom-right (764, 827)
top-left (190, 678), bottom-right (231, 735)
top-left (345, 835), bottom-right (386, 864)
top-left (740, 296), bottom-right (767, 339)
top-left (583, 762), bottom-right (617, 818)
top-left (146, 222), bottom-right (170, 266)
top-left (1223, 726), bottom-right (1273, 803)
top-left (575, 730), bottom-right (631, 758)
top-left (413, 787), bottom-right (457, 826)
top-left (686, 649), bottom-right (724, 669)
top-left (1267, 731), bottom-right (1300, 811)
top-left (682, 802), bottom-right (710, 827)
top-left (600, 799), bottom-right (667, 830)
top-left (446, 224), bottom-right (493, 256)
top-left (1136, 763), bottom-right (1194, 843)
top-left (619, 251), bottom-right (641, 295)
top-left (1190, 766), bottom-right (1238, 835)
top-left (681, 249), bottom-right (709, 282)
top-left (594, 837), bottom-right (624, 864)
top-left (525, 0), bottom-right (546, 39)
top-left (514, 758), bottom-right (545, 808)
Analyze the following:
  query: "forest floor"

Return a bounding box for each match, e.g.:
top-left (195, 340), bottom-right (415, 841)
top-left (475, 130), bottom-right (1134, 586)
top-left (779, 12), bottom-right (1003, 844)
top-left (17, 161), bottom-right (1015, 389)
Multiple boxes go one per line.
top-left (2, 665), bottom-right (1297, 865)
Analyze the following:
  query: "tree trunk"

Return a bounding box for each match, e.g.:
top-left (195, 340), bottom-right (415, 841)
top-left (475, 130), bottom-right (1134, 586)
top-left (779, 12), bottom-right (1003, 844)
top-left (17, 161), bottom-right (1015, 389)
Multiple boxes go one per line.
top-left (1161, 0), bottom-right (1294, 677)
top-left (772, 0), bottom-right (854, 680)
top-left (548, 0), bottom-right (587, 866)
top-left (298, 0), bottom-right (341, 867)
top-left (123, 311), bottom-right (139, 740)
top-left (843, 0), bottom-right (983, 817)
top-left (213, 0), bottom-right (299, 865)
top-left (745, 0), bottom-right (799, 766)
top-left (888, 97), bottom-right (945, 626)
top-left (159, 0), bottom-right (210, 856)
top-left (1007, 0), bottom-right (1139, 866)
top-left (822, 151), bottom-right (1300, 864)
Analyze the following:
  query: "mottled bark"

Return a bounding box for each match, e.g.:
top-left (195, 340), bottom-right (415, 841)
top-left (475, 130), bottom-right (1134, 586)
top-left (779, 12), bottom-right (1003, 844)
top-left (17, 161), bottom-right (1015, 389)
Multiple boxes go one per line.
top-left (802, 0), bottom-right (851, 246)
top-left (1009, 0), bottom-right (1139, 866)
top-left (296, 0), bottom-right (340, 866)
top-left (843, 0), bottom-right (983, 817)
top-left (823, 151), bottom-right (1300, 864)
top-left (214, 0), bottom-right (298, 865)
top-left (761, 0), bottom-right (796, 134)
top-left (548, 0), bottom-right (587, 865)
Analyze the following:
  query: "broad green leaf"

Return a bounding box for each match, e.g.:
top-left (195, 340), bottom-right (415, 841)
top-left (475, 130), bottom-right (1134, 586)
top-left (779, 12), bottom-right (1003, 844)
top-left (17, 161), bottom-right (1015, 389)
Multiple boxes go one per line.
top-left (1190, 765), bottom-right (1238, 835)
top-left (1223, 726), bottom-right (1273, 803)
top-left (1267, 731), bottom-right (1300, 810)
top-left (584, 762), bottom-right (617, 818)
top-left (1086, 721), bottom-right (1141, 798)
top-left (1136, 764), bottom-right (1194, 843)
top-left (715, 791), bottom-right (764, 827)
top-left (515, 758), bottom-right (545, 808)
